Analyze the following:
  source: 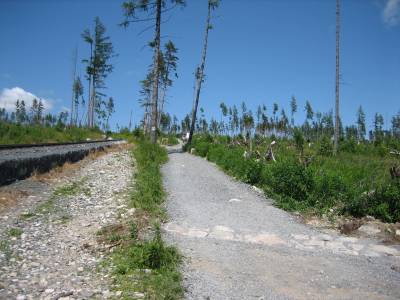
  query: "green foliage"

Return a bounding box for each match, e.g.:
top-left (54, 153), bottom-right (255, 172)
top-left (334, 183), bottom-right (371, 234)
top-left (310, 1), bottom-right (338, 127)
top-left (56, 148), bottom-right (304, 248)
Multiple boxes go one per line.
top-left (129, 221), bottom-right (138, 240)
top-left (190, 135), bottom-right (400, 222)
top-left (0, 122), bottom-right (104, 144)
top-left (160, 134), bottom-right (179, 146)
top-left (112, 228), bottom-right (182, 299)
top-left (339, 138), bottom-right (357, 153)
top-left (344, 181), bottom-right (400, 223)
top-left (109, 139), bottom-right (182, 299)
top-left (318, 135), bottom-right (333, 156)
top-left (0, 240), bottom-right (12, 260)
top-left (131, 228), bottom-right (180, 270)
top-left (293, 128), bottom-right (304, 154)
top-left (264, 159), bottom-right (314, 202)
top-left (53, 180), bottom-right (89, 197)
top-left (131, 139), bottom-right (168, 217)
top-left (7, 228), bottom-right (23, 238)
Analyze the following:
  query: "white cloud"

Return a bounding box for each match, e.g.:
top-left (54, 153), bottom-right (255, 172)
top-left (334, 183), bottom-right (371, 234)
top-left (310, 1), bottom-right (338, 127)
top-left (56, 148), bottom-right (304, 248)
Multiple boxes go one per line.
top-left (383, 0), bottom-right (400, 26)
top-left (0, 87), bottom-right (53, 111)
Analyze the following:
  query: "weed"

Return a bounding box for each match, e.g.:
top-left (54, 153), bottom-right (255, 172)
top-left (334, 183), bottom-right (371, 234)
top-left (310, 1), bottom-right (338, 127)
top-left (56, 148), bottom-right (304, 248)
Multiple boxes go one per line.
top-left (0, 240), bottom-right (12, 260)
top-left (58, 214), bottom-right (72, 223)
top-left (20, 212), bottom-right (35, 219)
top-left (7, 228), bottom-right (23, 237)
top-left (53, 178), bottom-right (90, 197)
top-left (111, 227), bottom-right (182, 299)
top-left (129, 221), bottom-right (138, 240)
top-left (34, 198), bottom-right (55, 214)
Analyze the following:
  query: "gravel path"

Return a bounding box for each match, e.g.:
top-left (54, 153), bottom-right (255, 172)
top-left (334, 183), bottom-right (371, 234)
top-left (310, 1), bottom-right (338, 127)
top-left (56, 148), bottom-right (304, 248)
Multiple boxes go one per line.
top-left (162, 151), bottom-right (400, 300)
top-left (0, 149), bottom-right (133, 300)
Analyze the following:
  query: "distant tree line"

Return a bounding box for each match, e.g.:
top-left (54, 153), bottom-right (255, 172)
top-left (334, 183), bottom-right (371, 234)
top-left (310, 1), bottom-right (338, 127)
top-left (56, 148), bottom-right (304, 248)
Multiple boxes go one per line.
top-left (0, 99), bottom-right (69, 128)
top-left (177, 98), bottom-right (400, 146)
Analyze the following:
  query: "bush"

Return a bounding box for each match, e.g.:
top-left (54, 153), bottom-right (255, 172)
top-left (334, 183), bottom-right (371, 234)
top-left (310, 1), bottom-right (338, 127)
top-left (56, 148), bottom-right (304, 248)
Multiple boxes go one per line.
top-left (340, 138), bottom-right (358, 153)
top-left (293, 128), bottom-right (304, 154)
top-left (310, 169), bottom-right (349, 208)
top-left (194, 141), bottom-right (210, 157)
top-left (344, 181), bottom-right (400, 222)
top-left (263, 159), bottom-right (314, 202)
top-left (318, 135), bottom-right (333, 156)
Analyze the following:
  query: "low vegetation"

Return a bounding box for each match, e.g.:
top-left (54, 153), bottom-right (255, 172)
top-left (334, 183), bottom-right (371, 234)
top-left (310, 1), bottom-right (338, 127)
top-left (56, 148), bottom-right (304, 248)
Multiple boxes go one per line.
top-left (0, 122), bottom-right (104, 144)
top-left (160, 134), bottom-right (179, 146)
top-left (19, 178), bottom-right (89, 220)
top-left (7, 227), bottom-right (23, 238)
top-left (190, 134), bottom-right (400, 223)
top-left (53, 178), bottom-right (90, 197)
top-left (104, 138), bottom-right (182, 299)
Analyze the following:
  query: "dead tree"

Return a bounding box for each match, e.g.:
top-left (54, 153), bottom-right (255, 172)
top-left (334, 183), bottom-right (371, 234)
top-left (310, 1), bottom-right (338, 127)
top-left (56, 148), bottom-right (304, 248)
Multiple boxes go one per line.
top-left (334, 0), bottom-right (341, 155)
top-left (390, 166), bottom-right (400, 179)
top-left (187, 0), bottom-right (220, 145)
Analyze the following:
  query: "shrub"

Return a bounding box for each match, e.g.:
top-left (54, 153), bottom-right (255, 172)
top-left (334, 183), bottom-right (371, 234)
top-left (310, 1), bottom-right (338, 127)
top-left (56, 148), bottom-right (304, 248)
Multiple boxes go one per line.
top-left (344, 181), bottom-right (400, 222)
top-left (264, 159), bottom-right (314, 202)
top-left (310, 169), bottom-right (349, 208)
top-left (318, 135), bottom-right (333, 156)
top-left (293, 128), bottom-right (305, 154)
top-left (194, 141), bottom-right (210, 157)
top-left (340, 138), bottom-right (358, 153)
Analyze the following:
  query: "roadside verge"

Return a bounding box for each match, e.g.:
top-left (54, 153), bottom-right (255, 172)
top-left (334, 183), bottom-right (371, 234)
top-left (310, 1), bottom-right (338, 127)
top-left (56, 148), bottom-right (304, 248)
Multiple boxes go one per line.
top-left (100, 138), bottom-right (183, 299)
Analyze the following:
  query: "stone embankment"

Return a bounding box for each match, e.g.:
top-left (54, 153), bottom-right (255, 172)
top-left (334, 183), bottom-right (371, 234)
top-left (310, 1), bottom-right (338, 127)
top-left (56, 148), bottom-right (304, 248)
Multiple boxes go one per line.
top-left (0, 140), bottom-right (125, 186)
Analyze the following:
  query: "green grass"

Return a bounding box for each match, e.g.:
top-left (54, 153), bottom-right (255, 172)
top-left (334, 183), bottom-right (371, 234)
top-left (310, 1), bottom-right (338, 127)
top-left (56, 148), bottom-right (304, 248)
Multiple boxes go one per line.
top-left (160, 134), bottom-right (179, 146)
top-left (130, 139), bottom-right (168, 218)
top-left (0, 240), bottom-right (12, 260)
top-left (20, 212), bottom-right (35, 219)
top-left (19, 179), bottom-right (90, 221)
top-left (190, 134), bottom-right (400, 223)
top-left (105, 138), bottom-right (182, 299)
top-left (53, 178), bottom-right (90, 197)
top-left (7, 228), bottom-right (23, 238)
top-left (110, 226), bottom-right (182, 300)
top-left (0, 122), bottom-right (104, 145)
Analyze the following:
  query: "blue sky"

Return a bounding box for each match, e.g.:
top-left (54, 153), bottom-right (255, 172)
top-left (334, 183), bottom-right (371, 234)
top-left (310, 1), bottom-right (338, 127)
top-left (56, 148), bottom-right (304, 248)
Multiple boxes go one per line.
top-left (0, 0), bottom-right (399, 132)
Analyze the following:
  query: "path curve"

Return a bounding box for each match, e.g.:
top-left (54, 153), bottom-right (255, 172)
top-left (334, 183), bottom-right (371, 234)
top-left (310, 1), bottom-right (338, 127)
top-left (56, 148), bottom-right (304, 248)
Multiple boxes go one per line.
top-left (162, 151), bottom-right (400, 300)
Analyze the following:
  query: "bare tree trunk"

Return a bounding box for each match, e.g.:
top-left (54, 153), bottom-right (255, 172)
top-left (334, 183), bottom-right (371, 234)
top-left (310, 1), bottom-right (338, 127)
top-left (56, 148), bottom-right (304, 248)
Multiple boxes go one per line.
top-left (158, 86), bottom-right (166, 128)
top-left (128, 109), bottom-right (132, 131)
top-left (150, 0), bottom-right (162, 143)
top-left (334, 0), bottom-right (340, 155)
top-left (188, 1), bottom-right (212, 145)
top-left (91, 79), bottom-right (95, 127)
top-left (87, 43), bottom-right (93, 128)
top-left (70, 47), bottom-right (77, 126)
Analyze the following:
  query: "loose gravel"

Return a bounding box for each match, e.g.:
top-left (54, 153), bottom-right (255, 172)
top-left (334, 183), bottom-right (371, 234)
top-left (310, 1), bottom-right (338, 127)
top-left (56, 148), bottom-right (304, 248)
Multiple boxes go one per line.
top-left (162, 151), bottom-right (400, 300)
top-left (0, 149), bottom-right (133, 300)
